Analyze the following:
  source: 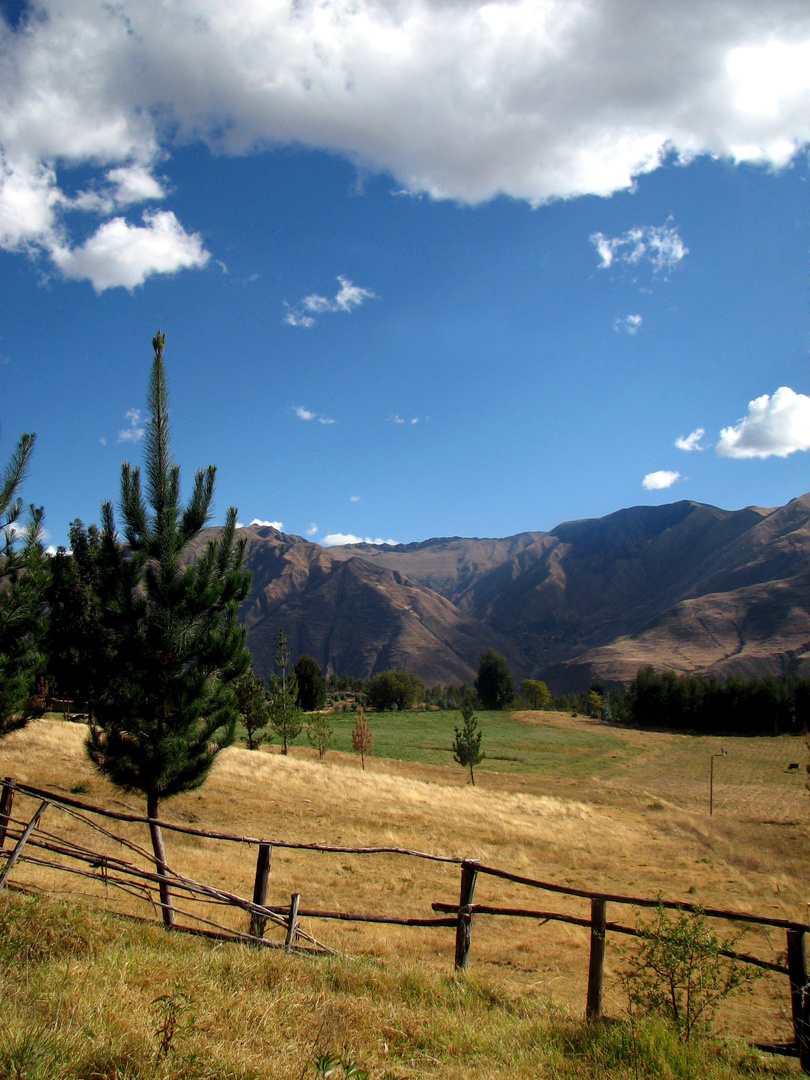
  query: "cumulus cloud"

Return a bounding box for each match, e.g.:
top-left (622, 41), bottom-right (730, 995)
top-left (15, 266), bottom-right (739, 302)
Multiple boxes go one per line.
top-left (306, 523), bottom-right (318, 535)
top-left (592, 222), bottom-right (688, 273)
top-left (716, 387), bottom-right (810, 458)
top-left (321, 533), bottom-right (397, 547)
top-left (615, 314), bottom-right (642, 334)
top-left (285, 276), bottom-right (377, 327)
top-left (676, 428), bottom-right (706, 452)
top-left (117, 408), bottom-right (145, 443)
top-left (50, 211), bottom-right (209, 292)
top-left (350, 495), bottom-right (360, 503)
top-left (1, 0), bottom-right (809, 278)
top-left (642, 470), bottom-right (681, 490)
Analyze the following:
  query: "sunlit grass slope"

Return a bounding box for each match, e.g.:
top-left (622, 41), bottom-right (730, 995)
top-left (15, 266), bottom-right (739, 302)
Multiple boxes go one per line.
top-left (0, 712), bottom-right (807, 1076)
top-left (0, 890), bottom-right (798, 1080)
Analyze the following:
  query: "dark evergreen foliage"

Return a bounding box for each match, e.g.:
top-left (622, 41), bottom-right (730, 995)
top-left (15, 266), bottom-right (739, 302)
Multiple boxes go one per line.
top-left (627, 665), bottom-right (809, 735)
top-left (475, 648), bottom-right (514, 710)
top-left (0, 429), bottom-right (48, 736)
top-left (295, 653), bottom-right (327, 711)
top-left (45, 520), bottom-right (109, 709)
top-left (85, 333), bottom-right (252, 925)
top-left (366, 669), bottom-right (424, 712)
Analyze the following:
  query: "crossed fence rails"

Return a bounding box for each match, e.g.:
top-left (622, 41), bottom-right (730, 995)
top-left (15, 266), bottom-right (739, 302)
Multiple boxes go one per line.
top-left (1, 776), bottom-right (807, 1071)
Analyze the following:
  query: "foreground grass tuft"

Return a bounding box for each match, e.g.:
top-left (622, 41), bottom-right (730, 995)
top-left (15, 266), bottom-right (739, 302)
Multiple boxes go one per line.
top-left (0, 891), bottom-right (796, 1080)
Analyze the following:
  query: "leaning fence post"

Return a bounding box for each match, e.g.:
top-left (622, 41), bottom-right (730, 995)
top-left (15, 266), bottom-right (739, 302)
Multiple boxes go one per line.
top-left (285, 893), bottom-right (300, 952)
top-left (454, 859), bottom-right (480, 971)
top-left (0, 800), bottom-right (48, 892)
top-left (249, 843), bottom-right (272, 941)
top-left (586, 898), bottom-right (607, 1020)
top-left (786, 928), bottom-right (810, 1070)
top-left (0, 778), bottom-right (15, 849)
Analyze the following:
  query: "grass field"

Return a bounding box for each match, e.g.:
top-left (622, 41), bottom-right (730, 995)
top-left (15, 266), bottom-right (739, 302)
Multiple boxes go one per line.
top-left (0, 709), bottom-right (808, 1078)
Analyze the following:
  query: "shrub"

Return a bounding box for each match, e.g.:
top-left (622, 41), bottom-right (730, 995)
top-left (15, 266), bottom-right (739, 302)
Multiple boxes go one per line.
top-left (619, 904), bottom-right (760, 1041)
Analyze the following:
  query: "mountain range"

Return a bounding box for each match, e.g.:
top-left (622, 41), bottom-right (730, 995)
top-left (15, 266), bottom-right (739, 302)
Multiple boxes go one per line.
top-left (193, 492), bottom-right (810, 692)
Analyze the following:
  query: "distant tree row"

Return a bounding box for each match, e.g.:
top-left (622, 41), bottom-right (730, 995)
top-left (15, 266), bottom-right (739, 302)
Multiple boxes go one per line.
top-left (625, 666), bottom-right (809, 735)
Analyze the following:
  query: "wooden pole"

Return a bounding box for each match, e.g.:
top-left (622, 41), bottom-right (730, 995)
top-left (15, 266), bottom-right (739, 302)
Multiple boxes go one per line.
top-left (0, 800), bottom-right (48, 891)
top-left (786, 929), bottom-right (809, 1070)
top-left (454, 859), bottom-right (480, 971)
top-left (249, 843), bottom-right (272, 941)
top-left (586, 898), bottom-right (607, 1020)
top-left (0, 778), bottom-right (15, 849)
top-left (285, 893), bottom-right (300, 952)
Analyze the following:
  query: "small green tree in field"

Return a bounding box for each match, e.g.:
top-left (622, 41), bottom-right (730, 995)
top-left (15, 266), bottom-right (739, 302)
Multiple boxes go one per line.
top-left (351, 707), bottom-right (373, 769)
top-left (235, 671), bottom-right (270, 750)
top-left (307, 711), bottom-right (333, 760)
top-left (620, 904), bottom-right (759, 1041)
top-left (453, 693), bottom-right (484, 786)
top-left (86, 332), bottom-right (252, 928)
top-left (268, 629), bottom-right (303, 753)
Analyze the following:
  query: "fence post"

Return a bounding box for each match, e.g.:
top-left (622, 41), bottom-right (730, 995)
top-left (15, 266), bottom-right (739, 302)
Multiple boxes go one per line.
top-left (586, 898), bottom-right (607, 1020)
top-left (787, 929), bottom-right (809, 1070)
top-left (249, 843), bottom-right (272, 941)
top-left (454, 859), bottom-right (480, 971)
top-left (0, 801), bottom-right (48, 892)
top-left (285, 893), bottom-right (300, 952)
top-left (0, 779), bottom-right (15, 849)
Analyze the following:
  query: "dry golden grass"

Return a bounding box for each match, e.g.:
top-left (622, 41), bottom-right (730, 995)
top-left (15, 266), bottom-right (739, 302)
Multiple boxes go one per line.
top-left (1, 713), bottom-right (808, 1051)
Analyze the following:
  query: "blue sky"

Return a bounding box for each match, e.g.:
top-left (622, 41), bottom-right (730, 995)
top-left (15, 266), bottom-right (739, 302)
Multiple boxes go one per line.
top-left (1, 0), bottom-right (809, 551)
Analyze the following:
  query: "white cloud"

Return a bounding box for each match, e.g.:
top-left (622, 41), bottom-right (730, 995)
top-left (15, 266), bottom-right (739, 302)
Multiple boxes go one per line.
top-left (50, 211), bottom-right (209, 292)
top-left (321, 533), bottom-right (397, 547)
top-left (615, 314), bottom-right (642, 335)
top-left (285, 276), bottom-right (377, 328)
top-left (350, 495), bottom-right (360, 503)
top-left (716, 386), bottom-right (810, 459)
top-left (642, 470), bottom-right (681, 490)
top-left (592, 223), bottom-right (688, 274)
top-left (284, 307), bottom-right (315, 329)
top-left (306, 522), bottom-right (318, 535)
top-left (236, 518), bottom-right (283, 530)
top-left (117, 408), bottom-right (145, 443)
top-left (106, 164), bottom-right (166, 206)
top-left (676, 428), bottom-right (706, 452)
top-left (0, 0), bottom-right (809, 284)
top-left (294, 405), bottom-right (335, 424)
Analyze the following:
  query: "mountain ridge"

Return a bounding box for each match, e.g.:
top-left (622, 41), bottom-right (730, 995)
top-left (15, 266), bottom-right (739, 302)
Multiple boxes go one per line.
top-left (190, 493), bottom-right (810, 691)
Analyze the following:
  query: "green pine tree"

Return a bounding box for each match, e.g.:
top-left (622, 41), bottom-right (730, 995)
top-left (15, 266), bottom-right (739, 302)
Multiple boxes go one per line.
top-left (235, 670), bottom-right (270, 750)
top-left (86, 332), bottom-right (252, 927)
top-left (453, 692), bottom-right (484, 786)
top-left (268, 629), bottom-right (303, 753)
top-left (0, 429), bottom-right (48, 738)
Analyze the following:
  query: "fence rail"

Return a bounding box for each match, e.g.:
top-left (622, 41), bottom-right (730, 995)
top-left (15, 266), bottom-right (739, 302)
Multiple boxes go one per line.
top-left (1, 776), bottom-right (807, 1071)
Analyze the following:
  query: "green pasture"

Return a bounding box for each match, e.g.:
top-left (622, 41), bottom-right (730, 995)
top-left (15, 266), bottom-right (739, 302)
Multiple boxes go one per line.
top-left (235, 707), bottom-right (809, 805)
top-left (237, 708), bottom-right (638, 780)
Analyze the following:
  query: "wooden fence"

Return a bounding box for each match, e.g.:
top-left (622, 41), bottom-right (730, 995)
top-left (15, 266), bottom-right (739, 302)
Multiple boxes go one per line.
top-left (1, 776), bottom-right (807, 1071)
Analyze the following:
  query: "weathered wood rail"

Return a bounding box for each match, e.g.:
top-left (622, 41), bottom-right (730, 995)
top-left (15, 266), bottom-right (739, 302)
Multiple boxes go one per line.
top-left (1, 777), bottom-right (807, 1070)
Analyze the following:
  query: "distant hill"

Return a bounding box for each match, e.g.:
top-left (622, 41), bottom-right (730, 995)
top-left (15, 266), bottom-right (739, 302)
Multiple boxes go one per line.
top-left (190, 493), bottom-right (810, 691)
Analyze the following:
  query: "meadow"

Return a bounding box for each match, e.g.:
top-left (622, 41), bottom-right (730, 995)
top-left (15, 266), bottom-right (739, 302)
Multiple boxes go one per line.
top-left (0, 709), bottom-right (807, 1078)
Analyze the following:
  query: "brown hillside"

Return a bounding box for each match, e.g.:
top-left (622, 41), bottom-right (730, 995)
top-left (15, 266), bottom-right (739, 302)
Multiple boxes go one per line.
top-left (189, 493), bottom-right (810, 690)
